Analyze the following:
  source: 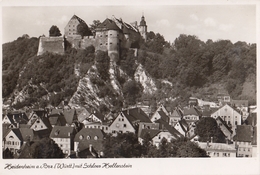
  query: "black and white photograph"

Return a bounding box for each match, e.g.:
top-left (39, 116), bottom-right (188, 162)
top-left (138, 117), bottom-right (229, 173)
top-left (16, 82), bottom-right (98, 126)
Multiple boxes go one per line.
top-left (1, 0), bottom-right (259, 174)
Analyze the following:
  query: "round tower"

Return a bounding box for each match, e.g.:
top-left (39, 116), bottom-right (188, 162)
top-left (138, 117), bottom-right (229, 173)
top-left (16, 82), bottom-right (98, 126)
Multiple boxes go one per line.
top-left (138, 15), bottom-right (147, 42)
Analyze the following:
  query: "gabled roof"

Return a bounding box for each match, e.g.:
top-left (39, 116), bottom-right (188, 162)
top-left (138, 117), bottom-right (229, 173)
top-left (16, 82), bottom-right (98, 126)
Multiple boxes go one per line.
top-left (32, 109), bottom-right (47, 118)
top-left (170, 107), bottom-right (183, 118)
top-left (2, 124), bottom-right (11, 138)
top-left (154, 119), bottom-right (183, 139)
top-left (157, 110), bottom-right (169, 122)
top-left (70, 15), bottom-right (86, 24)
top-left (91, 110), bottom-right (105, 122)
top-left (49, 126), bottom-right (75, 138)
top-left (216, 117), bottom-right (233, 133)
top-left (96, 18), bottom-right (120, 31)
top-left (121, 108), bottom-right (151, 124)
top-left (139, 129), bottom-right (161, 140)
top-left (63, 109), bottom-right (76, 125)
top-left (31, 115), bottom-right (52, 130)
top-left (5, 112), bottom-right (29, 125)
top-left (183, 107), bottom-right (200, 116)
top-left (233, 125), bottom-right (253, 142)
top-left (48, 113), bottom-right (67, 126)
top-left (75, 128), bottom-right (104, 151)
top-left (179, 119), bottom-right (189, 132)
top-left (8, 128), bottom-right (37, 142)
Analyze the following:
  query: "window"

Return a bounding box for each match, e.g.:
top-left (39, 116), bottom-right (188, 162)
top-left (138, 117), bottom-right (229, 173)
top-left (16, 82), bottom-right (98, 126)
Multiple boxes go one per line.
top-left (94, 136), bottom-right (98, 140)
top-left (217, 153), bottom-right (219, 157)
top-left (235, 121), bottom-right (237, 125)
top-left (119, 118), bottom-right (121, 121)
top-left (60, 144), bottom-right (63, 147)
top-left (110, 43), bottom-right (112, 45)
top-left (123, 124), bottom-right (127, 128)
top-left (248, 148), bottom-right (250, 152)
top-left (122, 118), bottom-right (124, 121)
top-left (106, 127), bottom-right (108, 130)
top-left (100, 35), bottom-right (102, 37)
top-left (227, 153), bottom-right (230, 157)
top-left (244, 148), bottom-right (246, 151)
top-left (87, 136), bottom-right (91, 140)
top-left (100, 43), bottom-right (102, 45)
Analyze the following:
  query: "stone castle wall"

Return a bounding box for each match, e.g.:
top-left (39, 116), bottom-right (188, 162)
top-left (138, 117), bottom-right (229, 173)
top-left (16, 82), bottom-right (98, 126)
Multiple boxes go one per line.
top-left (37, 37), bottom-right (65, 56)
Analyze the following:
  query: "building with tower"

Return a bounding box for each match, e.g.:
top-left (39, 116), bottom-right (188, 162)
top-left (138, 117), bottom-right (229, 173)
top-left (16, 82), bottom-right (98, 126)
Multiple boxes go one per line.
top-left (138, 15), bottom-right (147, 42)
top-left (37, 14), bottom-right (148, 57)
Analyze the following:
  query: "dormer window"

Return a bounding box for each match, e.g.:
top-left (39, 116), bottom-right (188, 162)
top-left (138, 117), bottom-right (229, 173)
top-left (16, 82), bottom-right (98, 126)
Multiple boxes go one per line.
top-left (87, 136), bottom-right (91, 140)
top-left (94, 136), bottom-right (98, 140)
top-left (79, 135), bottom-right (84, 140)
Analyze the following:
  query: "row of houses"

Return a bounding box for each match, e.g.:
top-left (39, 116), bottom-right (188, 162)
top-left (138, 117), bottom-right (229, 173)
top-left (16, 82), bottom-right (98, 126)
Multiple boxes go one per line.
top-left (2, 98), bottom-right (257, 158)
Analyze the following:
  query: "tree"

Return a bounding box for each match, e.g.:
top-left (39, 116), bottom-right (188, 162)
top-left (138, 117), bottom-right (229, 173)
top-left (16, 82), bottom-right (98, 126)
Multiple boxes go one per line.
top-left (77, 23), bottom-right (92, 38)
top-left (176, 141), bottom-right (208, 157)
top-left (3, 148), bottom-right (14, 159)
top-left (95, 51), bottom-right (110, 81)
top-left (19, 137), bottom-right (64, 158)
top-left (49, 25), bottom-right (61, 37)
top-left (195, 117), bottom-right (226, 143)
top-left (90, 20), bottom-right (101, 35)
top-left (103, 133), bottom-right (142, 158)
top-left (122, 80), bottom-right (143, 106)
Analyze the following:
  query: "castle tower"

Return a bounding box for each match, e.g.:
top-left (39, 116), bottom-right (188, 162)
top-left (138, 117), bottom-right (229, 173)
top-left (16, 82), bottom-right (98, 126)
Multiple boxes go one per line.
top-left (138, 15), bottom-right (147, 42)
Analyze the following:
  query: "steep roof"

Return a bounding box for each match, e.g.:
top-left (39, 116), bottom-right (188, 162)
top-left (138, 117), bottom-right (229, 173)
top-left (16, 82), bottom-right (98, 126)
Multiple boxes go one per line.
top-left (157, 110), bottom-right (169, 122)
top-left (10, 128), bottom-right (37, 142)
top-left (216, 116), bottom-right (233, 134)
top-left (183, 107), bottom-right (200, 116)
top-left (74, 128), bottom-right (104, 151)
top-left (5, 112), bottom-right (28, 125)
top-left (154, 119), bottom-right (183, 139)
top-left (96, 18), bottom-right (120, 31)
top-left (139, 129), bottom-right (161, 140)
top-left (2, 124), bottom-right (11, 138)
top-left (49, 126), bottom-right (74, 138)
top-left (170, 107), bottom-right (183, 118)
top-left (70, 15), bottom-right (86, 24)
top-left (63, 109), bottom-right (76, 125)
top-left (48, 113), bottom-right (67, 126)
top-left (31, 115), bottom-right (52, 130)
top-left (233, 125), bottom-right (253, 142)
top-left (121, 108), bottom-right (151, 124)
top-left (91, 110), bottom-right (105, 122)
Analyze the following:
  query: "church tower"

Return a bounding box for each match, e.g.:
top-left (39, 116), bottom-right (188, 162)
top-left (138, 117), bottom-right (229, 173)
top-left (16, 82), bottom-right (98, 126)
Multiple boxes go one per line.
top-left (138, 15), bottom-right (147, 42)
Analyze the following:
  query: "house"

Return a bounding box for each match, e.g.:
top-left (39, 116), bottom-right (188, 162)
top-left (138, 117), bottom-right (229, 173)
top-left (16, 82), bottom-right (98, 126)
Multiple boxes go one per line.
top-left (183, 107), bottom-right (201, 127)
top-left (86, 110), bottom-right (105, 123)
top-left (216, 117), bottom-right (233, 140)
top-left (198, 142), bottom-right (236, 157)
top-left (2, 111), bottom-right (29, 128)
top-left (64, 15), bottom-right (90, 37)
top-left (233, 125), bottom-right (255, 157)
top-left (251, 127), bottom-right (257, 157)
top-left (83, 121), bottom-right (110, 133)
top-left (27, 109), bottom-right (48, 122)
top-left (231, 100), bottom-right (249, 121)
top-left (49, 126), bottom-right (75, 155)
top-left (74, 128), bottom-right (104, 157)
top-left (169, 107), bottom-right (183, 126)
top-left (155, 104), bottom-right (170, 116)
top-left (210, 104), bottom-right (242, 135)
top-left (137, 122), bottom-right (160, 138)
top-left (76, 107), bottom-right (92, 123)
top-left (109, 108), bottom-right (151, 136)
top-left (139, 129), bottom-right (177, 148)
top-left (48, 113), bottom-right (67, 127)
top-left (3, 128), bottom-right (38, 156)
top-left (173, 119), bottom-right (189, 137)
top-left (150, 110), bottom-right (169, 123)
top-left (154, 118), bottom-right (183, 140)
top-left (63, 109), bottom-right (78, 126)
top-left (29, 114), bottom-right (52, 132)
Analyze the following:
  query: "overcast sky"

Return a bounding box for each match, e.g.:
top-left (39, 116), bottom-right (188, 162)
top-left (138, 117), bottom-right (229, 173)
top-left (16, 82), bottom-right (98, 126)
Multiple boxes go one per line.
top-left (2, 4), bottom-right (257, 44)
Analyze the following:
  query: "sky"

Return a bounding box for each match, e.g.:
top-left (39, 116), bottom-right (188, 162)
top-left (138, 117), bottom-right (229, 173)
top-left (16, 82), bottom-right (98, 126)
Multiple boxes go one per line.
top-left (1, 4), bottom-right (257, 44)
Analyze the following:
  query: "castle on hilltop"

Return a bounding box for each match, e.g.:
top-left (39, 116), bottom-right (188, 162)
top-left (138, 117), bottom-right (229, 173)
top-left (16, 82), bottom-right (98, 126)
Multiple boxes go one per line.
top-left (37, 14), bottom-right (148, 57)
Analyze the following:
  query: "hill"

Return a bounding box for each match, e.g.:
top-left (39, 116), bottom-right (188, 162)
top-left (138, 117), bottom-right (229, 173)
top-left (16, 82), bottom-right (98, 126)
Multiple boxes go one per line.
top-left (2, 34), bottom-right (256, 113)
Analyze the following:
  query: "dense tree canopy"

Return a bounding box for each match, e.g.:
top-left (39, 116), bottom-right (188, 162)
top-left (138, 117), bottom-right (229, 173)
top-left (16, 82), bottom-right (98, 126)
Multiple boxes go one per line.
top-left (195, 117), bottom-right (226, 143)
top-left (49, 25), bottom-right (62, 37)
top-left (77, 23), bottom-right (92, 38)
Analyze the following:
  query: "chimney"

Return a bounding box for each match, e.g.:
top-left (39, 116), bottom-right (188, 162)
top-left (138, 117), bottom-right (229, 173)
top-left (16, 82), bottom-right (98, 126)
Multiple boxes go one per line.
top-left (68, 132), bottom-right (71, 137)
top-left (211, 137), bottom-right (213, 143)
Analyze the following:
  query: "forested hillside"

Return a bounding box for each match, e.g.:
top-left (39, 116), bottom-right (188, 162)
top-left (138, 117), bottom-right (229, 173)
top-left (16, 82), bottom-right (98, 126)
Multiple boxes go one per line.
top-left (2, 33), bottom-right (256, 111)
